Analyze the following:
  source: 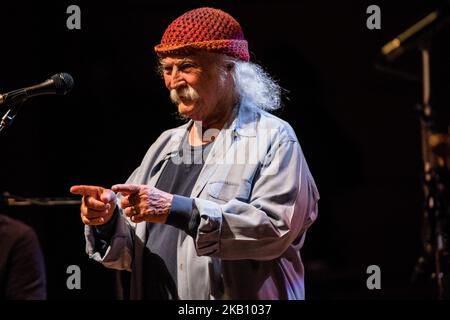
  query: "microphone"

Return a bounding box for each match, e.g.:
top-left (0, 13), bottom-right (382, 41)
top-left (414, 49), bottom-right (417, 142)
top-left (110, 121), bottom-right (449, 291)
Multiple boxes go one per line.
top-left (0, 73), bottom-right (74, 107)
top-left (381, 2), bottom-right (450, 62)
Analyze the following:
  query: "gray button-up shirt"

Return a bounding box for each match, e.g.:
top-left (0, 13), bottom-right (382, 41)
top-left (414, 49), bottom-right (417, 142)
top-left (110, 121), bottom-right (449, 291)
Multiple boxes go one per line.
top-left (85, 99), bottom-right (319, 299)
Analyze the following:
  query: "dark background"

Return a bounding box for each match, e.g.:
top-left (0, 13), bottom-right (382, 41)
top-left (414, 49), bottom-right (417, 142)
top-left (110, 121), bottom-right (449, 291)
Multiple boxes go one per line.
top-left (0, 0), bottom-right (449, 299)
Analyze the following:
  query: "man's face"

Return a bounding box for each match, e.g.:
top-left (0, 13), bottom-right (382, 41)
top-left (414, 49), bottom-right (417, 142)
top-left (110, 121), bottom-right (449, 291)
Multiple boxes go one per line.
top-left (160, 52), bottom-right (232, 124)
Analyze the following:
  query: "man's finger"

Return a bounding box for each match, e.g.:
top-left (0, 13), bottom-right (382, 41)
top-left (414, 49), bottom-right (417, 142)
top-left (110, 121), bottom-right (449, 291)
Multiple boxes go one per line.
top-left (84, 196), bottom-right (110, 211)
top-left (111, 184), bottom-right (141, 195)
top-left (120, 195), bottom-right (138, 208)
top-left (81, 214), bottom-right (106, 226)
top-left (123, 206), bottom-right (137, 218)
top-left (70, 185), bottom-right (102, 197)
top-left (100, 189), bottom-right (116, 204)
top-left (131, 215), bottom-right (145, 223)
top-left (82, 208), bottom-right (109, 219)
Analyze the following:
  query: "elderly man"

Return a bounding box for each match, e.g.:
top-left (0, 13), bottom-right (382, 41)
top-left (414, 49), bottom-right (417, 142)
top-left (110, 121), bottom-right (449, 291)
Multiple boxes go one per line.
top-left (70, 7), bottom-right (319, 300)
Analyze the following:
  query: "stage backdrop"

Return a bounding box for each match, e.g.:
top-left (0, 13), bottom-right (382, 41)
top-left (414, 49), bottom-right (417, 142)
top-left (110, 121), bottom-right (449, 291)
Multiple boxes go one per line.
top-left (0, 0), bottom-right (449, 299)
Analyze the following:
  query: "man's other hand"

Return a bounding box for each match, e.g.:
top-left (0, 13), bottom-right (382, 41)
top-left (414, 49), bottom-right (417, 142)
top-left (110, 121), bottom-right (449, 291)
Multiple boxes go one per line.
top-left (70, 185), bottom-right (117, 226)
top-left (112, 184), bottom-right (173, 224)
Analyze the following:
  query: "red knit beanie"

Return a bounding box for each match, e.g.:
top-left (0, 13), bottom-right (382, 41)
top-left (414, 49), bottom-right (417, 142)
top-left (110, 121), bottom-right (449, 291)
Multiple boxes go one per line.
top-left (155, 7), bottom-right (249, 62)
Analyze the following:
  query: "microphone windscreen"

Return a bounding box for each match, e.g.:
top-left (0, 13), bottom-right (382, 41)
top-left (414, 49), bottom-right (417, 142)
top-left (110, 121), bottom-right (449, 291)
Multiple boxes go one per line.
top-left (51, 73), bottom-right (74, 95)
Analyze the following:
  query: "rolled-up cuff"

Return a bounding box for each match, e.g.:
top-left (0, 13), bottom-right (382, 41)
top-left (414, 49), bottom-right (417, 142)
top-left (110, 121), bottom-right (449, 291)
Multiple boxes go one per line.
top-left (92, 208), bottom-right (119, 256)
top-left (94, 208), bottom-right (119, 240)
top-left (166, 195), bottom-right (199, 237)
top-left (192, 198), bottom-right (222, 256)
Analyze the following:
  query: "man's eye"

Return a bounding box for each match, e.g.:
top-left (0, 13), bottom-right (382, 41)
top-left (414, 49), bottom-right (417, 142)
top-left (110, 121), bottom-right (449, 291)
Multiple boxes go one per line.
top-left (180, 64), bottom-right (195, 71)
top-left (163, 67), bottom-right (172, 73)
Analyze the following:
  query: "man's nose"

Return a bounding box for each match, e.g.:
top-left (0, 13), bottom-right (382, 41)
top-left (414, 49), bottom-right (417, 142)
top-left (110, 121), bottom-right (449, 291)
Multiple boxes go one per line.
top-left (169, 68), bottom-right (186, 90)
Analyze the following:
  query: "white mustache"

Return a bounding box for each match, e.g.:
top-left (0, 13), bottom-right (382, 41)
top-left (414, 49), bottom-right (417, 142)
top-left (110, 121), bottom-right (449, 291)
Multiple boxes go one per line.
top-left (170, 86), bottom-right (200, 104)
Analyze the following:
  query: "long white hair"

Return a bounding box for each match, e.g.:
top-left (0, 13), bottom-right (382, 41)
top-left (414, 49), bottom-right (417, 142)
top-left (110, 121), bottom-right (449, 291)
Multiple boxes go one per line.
top-left (223, 56), bottom-right (283, 111)
top-left (159, 53), bottom-right (284, 112)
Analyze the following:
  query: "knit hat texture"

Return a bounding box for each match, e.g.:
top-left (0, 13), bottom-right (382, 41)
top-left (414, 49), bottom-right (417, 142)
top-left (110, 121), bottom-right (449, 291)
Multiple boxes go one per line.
top-left (155, 7), bottom-right (249, 61)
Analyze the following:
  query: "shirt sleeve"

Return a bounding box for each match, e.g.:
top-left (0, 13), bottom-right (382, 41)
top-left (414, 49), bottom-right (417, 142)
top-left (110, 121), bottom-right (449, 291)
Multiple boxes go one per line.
top-left (165, 195), bottom-right (200, 238)
top-left (92, 208), bottom-right (120, 256)
top-left (192, 138), bottom-right (319, 261)
top-left (84, 166), bottom-right (141, 271)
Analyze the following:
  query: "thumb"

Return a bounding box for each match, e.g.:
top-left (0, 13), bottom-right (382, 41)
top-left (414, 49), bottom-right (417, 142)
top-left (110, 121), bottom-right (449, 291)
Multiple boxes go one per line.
top-left (100, 189), bottom-right (116, 204)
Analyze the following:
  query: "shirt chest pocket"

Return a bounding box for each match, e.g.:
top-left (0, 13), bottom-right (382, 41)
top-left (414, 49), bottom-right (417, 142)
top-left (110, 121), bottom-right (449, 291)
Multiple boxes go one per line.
top-left (206, 180), bottom-right (252, 204)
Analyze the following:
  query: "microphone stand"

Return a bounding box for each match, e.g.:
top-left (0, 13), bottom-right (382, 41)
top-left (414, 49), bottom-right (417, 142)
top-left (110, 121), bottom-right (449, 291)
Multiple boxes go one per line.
top-left (0, 102), bottom-right (23, 134)
top-left (379, 4), bottom-right (450, 298)
top-left (411, 44), bottom-right (449, 300)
